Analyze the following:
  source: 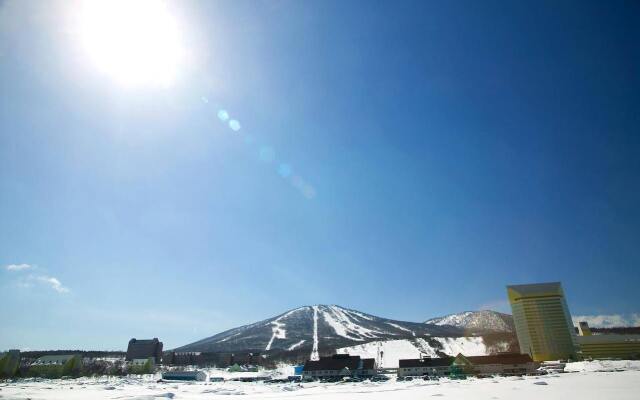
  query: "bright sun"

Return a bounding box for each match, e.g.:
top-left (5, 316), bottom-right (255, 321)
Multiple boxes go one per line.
top-left (78, 0), bottom-right (185, 88)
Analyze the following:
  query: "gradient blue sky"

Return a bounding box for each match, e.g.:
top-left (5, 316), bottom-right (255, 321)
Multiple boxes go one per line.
top-left (1, 0), bottom-right (639, 350)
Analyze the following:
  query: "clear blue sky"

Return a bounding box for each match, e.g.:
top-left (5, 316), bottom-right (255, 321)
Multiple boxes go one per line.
top-left (1, 0), bottom-right (639, 350)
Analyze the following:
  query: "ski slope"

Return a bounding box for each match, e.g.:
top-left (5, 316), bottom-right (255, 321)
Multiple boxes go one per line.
top-left (336, 337), bottom-right (489, 368)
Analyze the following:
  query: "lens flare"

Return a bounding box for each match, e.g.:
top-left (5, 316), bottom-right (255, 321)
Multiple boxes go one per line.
top-left (217, 110), bottom-right (230, 121)
top-left (229, 120), bottom-right (241, 131)
top-left (77, 0), bottom-right (185, 87)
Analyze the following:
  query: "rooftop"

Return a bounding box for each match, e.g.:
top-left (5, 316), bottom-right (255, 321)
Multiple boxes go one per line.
top-left (507, 282), bottom-right (565, 302)
top-left (399, 357), bottom-right (454, 368)
top-left (303, 355), bottom-right (375, 372)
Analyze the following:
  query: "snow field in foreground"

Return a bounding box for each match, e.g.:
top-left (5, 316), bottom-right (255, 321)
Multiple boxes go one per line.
top-left (1, 368), bottom-right (639, 400)
top-left (563, 359), bottom-right (640, 372)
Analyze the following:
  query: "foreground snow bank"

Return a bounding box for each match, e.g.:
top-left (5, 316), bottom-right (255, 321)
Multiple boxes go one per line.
top-left (565, 360), bottom-right (640, 372)
top-left (1, 367), bottom-right (639, 400)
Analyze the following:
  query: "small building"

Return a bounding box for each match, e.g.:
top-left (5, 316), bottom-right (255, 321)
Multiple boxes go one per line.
top-left (398, 357), bottom-right (454, 377)
top-left (126, 338), bottom-right (163, 364)
top-left (0, 350), bottom-right (21, 378)
top-left (453, 353), bottom-right (537, 376)
top-left (30, 354), bottom-right (82, 377)
top-left (359, 358), bottom-right (376, 376)
top-left (398, 353), bottom-right (537, 378)
top-left (293, 364), bottom-right (304, 375)
top-left (302, 354), bottom-right (376, 379)
top-left (575, 321), bottom-right (640, 360)
top-left (162, 370), bottom-right (208, 381)
top-left (163, 351), bottom-right (202, 365)
top-left (577, 333), bottom-right (640, 360)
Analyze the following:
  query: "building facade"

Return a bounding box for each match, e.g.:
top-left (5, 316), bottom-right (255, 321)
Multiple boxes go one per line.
top-left (577, 321), bottom-right (592, 336)
top-left (398, 354), bottom-right (537, 377)
top-left (302, 354), bottom-right (376, 379)
top-left (126, 338), bottom-right (163, 364)
top-left (576, 322), bottom-right (640, 359)
top-left (577, 335), bottom-right (640, 359)
top-left (162, 351), bottom-right (264, 367)
top-left (507, 282), bottom-right (577, 361)
top-left (398, 357), bottom-right (453, 377)
top-left (454, 353), bottom-right (538, 376)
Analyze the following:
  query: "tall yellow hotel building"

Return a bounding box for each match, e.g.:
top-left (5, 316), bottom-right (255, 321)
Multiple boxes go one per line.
top-left (507, 282), bottom-right (578, 361)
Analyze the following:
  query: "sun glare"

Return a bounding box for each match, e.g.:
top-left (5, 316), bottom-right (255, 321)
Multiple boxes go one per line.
top-left (78, 0), bottom-right (185, 88)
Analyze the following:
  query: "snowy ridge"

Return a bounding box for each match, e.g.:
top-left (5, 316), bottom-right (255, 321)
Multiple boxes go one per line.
top-left (176, 305), bottom-right (520, 363)
top-left (425, 310), bottom-right (514, 333)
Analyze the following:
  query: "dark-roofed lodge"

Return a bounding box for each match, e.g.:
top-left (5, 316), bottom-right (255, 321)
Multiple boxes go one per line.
top-left (126, 338), bottom-right (163, 364)
top-left (302, 354), bottom-right (376, 379)
top-left (398, 353), bottom-right (539, 378)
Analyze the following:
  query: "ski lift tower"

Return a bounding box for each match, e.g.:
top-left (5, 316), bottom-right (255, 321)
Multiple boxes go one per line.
top-left (376, 343), bottom-right (384, 369)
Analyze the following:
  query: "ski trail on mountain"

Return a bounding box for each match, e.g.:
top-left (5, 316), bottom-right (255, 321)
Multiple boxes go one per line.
top-left (265, 307), bottom-right (304, 351)
top-left (386, 322), bottom-right (414, 335)
top-left (311, 306), bottom-right (319, 361)
top-left (288, 340), bottom-right (306, 351)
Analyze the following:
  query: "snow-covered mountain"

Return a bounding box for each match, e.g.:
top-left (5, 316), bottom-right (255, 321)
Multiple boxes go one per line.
top-left (176, 305), bottom-right (463, 359)
top-left (336, 337), bottom-right (489, 368)
top-left (425, 310), bottom-right (514, 333)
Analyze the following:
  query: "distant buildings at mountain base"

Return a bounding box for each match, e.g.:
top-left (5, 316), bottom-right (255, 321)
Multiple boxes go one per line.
top-left (398, 353), bottom-right (537, 377)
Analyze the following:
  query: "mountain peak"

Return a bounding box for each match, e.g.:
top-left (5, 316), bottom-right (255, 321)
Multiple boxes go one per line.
top-left (175, 305), bottom-right (462, 357)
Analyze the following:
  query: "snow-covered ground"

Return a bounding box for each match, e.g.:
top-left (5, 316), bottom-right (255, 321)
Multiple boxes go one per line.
top-left (0, 371), bottom-right (637, 400)
top-left (336, 337), bottom-right (488, 368)
top-left (2, 363), bottom-right (639, 400)
top-left (563, 359), bottom-right (640, 372)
